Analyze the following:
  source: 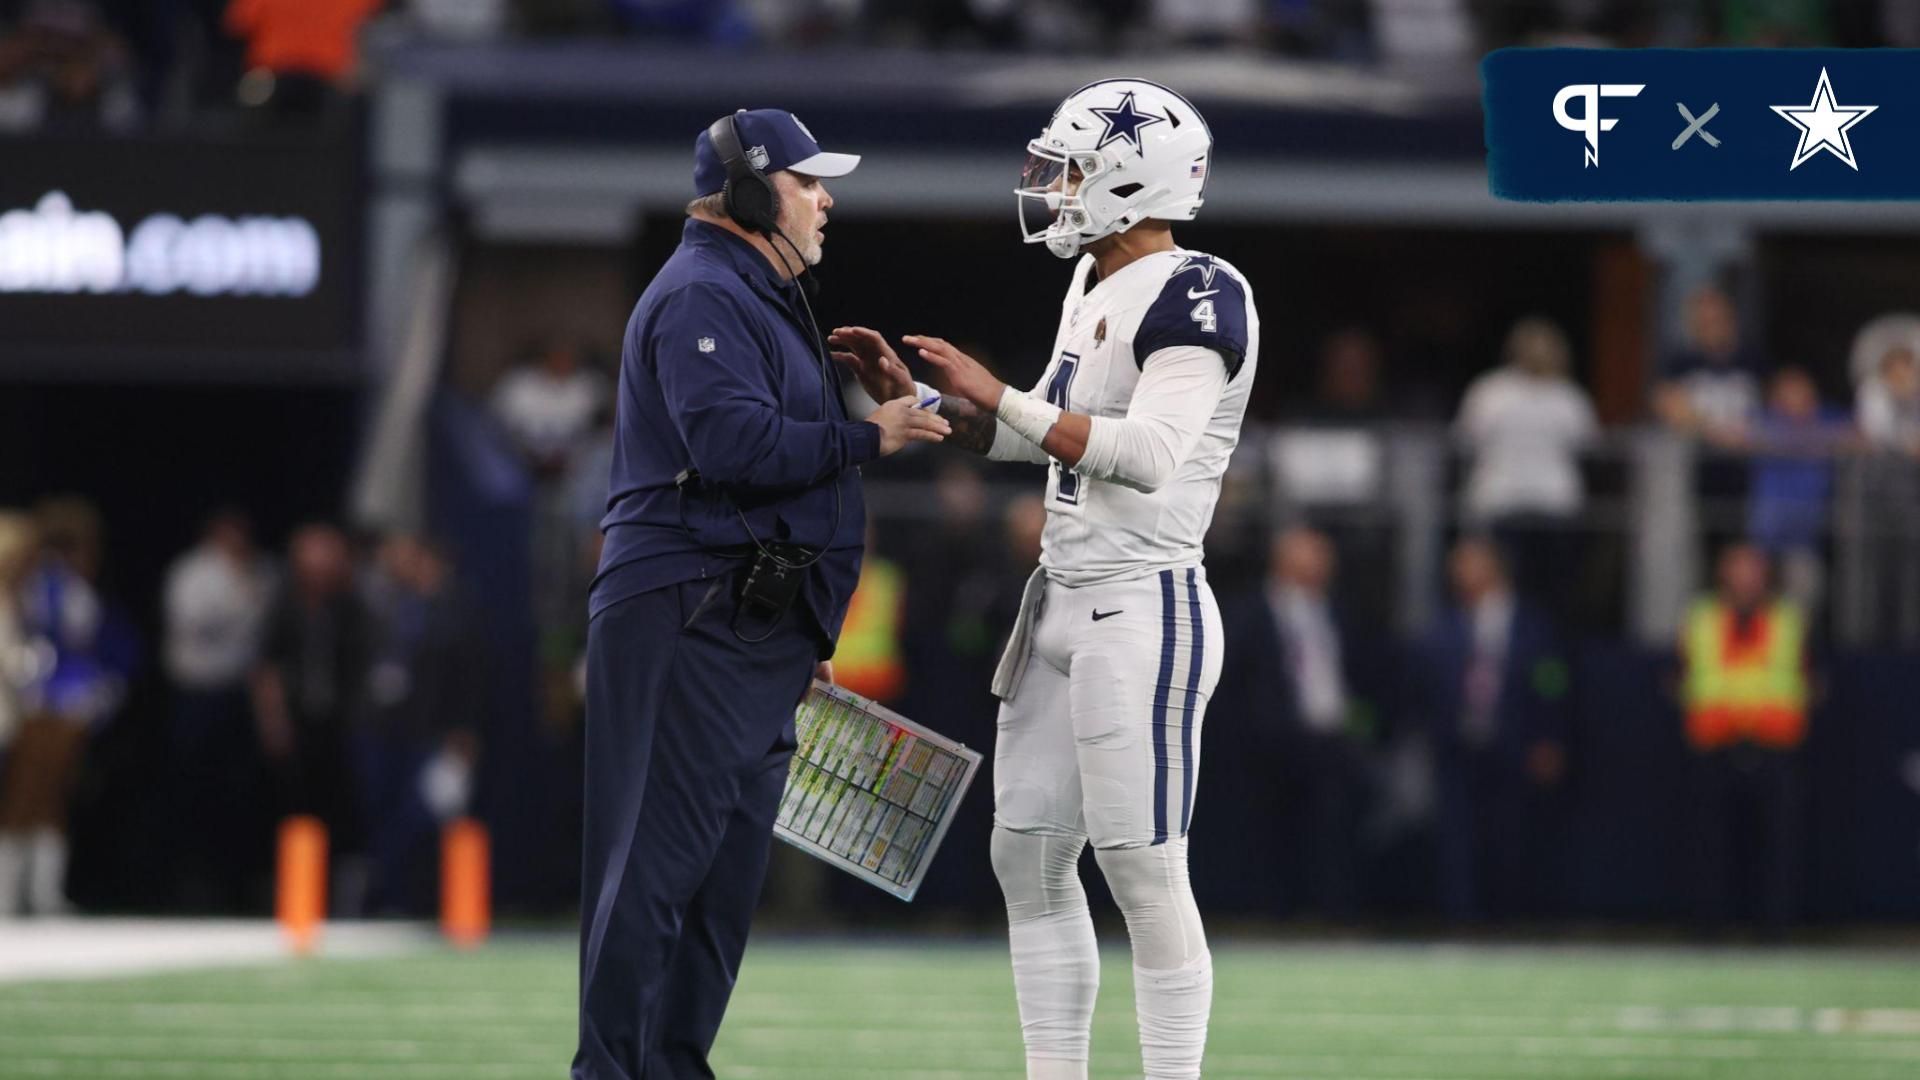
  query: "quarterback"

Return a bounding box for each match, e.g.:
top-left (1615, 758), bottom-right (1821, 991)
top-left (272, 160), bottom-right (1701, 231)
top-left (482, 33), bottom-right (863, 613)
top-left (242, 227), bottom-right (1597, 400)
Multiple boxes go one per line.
top-left (831, 78), bottom-right (1257, 1078)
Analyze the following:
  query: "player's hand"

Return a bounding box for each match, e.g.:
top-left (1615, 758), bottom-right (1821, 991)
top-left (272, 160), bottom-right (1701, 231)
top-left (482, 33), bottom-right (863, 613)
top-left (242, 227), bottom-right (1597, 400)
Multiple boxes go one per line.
top-left (904, 335), bottom-right (1006, 412)
top-left (828, 326), bottom-right (916, 403)
top-left (868, 394), bottom-right (950, 456)
top-left (815, 661), bottom-right (834, 685)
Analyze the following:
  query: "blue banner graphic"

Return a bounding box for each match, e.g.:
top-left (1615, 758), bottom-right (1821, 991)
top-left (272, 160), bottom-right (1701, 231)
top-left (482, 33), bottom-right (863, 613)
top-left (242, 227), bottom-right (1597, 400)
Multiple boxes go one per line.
top-left (1485, 49), bottom-right (1920, 201)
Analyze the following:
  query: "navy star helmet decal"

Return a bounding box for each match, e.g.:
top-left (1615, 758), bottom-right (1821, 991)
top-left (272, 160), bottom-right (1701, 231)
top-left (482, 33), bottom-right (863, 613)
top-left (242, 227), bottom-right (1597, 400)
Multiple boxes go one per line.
top-left (1091, 90), bottom-right (1167, 152)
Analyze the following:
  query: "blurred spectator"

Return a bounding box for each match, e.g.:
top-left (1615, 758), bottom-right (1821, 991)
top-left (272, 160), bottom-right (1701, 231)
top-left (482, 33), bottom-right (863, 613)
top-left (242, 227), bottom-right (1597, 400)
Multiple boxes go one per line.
top-left (1857, 344), bottom-right (1920, 454)
top-left (517, 0), bottom-right (611, 35)
top-left (1261, 0), bottom-right (1373, 58)
top-left (833, 522), bottom-right (907, 704)
top-left (900, 461), bottom-right (998, 703)
top-left (359, 535), bottom-right (484, 915)
top-left (493, 339), bottom-right (609, 670)
top-left (1275, 326), bottom-right (1402, 628)
top-left (1743, 367), bottom-right (1852, 616)
top-left (865, 0), bottom-right (1019, 47)
top-left (0, 497), bottom-right (137, 917)
top-left (1854, 345), bottom-right (1920, 644)
top-left (1721, 0), bottom-right (1828, 46)
top-left (0, 0), bottom-right (139, 132)
top-left (1220, 526), bottom-right (1374, 919)
top-left (0, 513), bottom-right (38, 763)
top-left (890, 457), bottom-right (998, 718)
top-left (222, 0), bottom-right (383, 116)
top-left (407, 0), bottom-right (509, 39)
top-left (1418, 536), bottom-right (1569, 922)
top-left (1454, 316), bottom-right (1597, 613)
top-left (164, 511), bottom-right (273, 697)
top-left (1457, 316), bottom-right (1598, 522)
top-left (0, 512), bottom-right (32, 916)
top-left (607, 0), bottom-right (757, 44)
top-left (1848, 311), bottom-right (1920, 395)
top-left (1152, 0), bottom-right (1258, 46)
top-left (1297, 326), bottom-right (1390, 425)
top-left (1374, 0), bottom-right (1473, 59)
top-left (490, 339), bottom-right (609, 477)
top-left (162, 509), bottom-right (274, 910)
top-left (1680, 542), bottom-right (1807, 935)
top-left (251, 524), bottom-right (374, 910)
top-left (1654, 283), bottom-right (1763, 448)
top-left (989, 491), bottom-right (1049, 650)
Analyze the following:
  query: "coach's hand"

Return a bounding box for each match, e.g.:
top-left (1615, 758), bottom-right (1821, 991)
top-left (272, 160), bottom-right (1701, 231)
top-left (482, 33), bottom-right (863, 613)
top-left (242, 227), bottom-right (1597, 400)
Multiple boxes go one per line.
top-left (829, 326), bottom-right (915, 403)
top-left (868, 394), bottom-right (950, 455)
top-left (904, 335), bottom-right (1006, 412)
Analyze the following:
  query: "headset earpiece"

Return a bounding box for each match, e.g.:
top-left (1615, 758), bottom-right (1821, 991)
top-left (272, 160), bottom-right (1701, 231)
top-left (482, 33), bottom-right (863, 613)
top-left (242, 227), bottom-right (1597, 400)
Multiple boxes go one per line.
top-left (709, 112), bottom-right (780, 235)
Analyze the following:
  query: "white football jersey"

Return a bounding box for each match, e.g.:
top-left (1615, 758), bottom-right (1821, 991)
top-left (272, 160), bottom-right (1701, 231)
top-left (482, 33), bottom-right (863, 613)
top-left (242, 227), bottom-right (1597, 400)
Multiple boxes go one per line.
top-left (1034, 247), bottom-right (1259, 586)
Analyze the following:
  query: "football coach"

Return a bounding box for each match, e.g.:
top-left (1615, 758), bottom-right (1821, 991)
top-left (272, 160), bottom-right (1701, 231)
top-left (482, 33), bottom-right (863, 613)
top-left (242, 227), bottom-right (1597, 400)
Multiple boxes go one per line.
top-left (574, 109), bottom-right (948, 1079)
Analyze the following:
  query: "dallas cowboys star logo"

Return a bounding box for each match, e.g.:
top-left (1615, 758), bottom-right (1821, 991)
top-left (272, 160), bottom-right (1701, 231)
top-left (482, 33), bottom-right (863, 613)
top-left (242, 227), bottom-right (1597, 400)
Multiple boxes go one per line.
top-left (1172, 253), bottom-right (1218, 288)
top-left (1771, 67), bottom-right (1877, 171)
top-left (1091, 91), bottom-right (1166, 152)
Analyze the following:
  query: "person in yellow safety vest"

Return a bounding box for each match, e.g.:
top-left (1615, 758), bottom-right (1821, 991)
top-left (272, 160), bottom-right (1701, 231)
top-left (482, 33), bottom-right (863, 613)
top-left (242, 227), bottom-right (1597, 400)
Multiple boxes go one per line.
top-left (1682, 543), bottom-right (1809, 752)
top-left (1679, 541), bottom-right (1810, 936)
top-left (833, 533), bottom-right (906, 705)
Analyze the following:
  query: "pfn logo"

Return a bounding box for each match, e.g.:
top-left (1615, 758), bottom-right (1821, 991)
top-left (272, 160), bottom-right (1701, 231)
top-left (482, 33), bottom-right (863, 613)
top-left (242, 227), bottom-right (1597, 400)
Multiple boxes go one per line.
top-left (1553, 83), bottom-right (1645, 167)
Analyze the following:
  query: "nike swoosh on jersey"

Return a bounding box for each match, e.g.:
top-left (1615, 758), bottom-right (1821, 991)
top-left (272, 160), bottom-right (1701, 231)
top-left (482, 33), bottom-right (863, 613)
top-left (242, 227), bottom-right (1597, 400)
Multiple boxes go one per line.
top-left (1091, 609), bottom-right (1124, 621)
top-left (1187, 287), bottom-right (1220, 299)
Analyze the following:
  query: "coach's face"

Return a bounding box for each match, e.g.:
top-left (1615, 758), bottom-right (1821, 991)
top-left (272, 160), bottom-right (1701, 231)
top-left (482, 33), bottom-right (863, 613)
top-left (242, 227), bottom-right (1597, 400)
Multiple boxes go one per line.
top-left (773, 170), bottom-right (832, 267)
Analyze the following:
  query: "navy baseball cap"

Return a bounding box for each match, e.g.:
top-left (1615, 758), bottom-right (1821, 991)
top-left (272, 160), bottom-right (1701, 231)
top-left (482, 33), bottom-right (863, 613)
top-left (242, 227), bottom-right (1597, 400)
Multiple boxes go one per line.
top-left (692, 109), bottom-right (860, 197)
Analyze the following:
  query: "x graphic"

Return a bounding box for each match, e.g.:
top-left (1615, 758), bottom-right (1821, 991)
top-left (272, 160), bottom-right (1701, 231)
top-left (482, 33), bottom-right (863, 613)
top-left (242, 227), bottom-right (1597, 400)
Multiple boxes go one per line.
top-left (1673, 102), bottom-right (1721, 149)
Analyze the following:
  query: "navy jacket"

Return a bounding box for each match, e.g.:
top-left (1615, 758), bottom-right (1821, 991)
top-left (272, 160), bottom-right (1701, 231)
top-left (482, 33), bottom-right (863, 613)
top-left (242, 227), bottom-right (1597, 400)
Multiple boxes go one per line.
top-left (591, 219), bottom-right (880, 650)
top-left (1414, 600), bottom-right (1569, 778)
top-left (1218, 589), bottom-right (1376, 747)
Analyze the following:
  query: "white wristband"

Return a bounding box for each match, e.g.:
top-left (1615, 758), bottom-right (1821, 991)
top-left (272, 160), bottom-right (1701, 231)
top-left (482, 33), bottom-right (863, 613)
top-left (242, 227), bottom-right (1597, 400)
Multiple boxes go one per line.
top-left (996, 386), bottom-right (1063, 444)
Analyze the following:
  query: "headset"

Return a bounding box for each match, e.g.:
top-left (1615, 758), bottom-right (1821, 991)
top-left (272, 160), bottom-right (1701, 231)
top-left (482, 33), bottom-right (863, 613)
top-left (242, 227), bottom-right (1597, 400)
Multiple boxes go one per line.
top-left (689, 111), bottom-right (843, 641)
top-left (707, 112), bottom-right (782, 236)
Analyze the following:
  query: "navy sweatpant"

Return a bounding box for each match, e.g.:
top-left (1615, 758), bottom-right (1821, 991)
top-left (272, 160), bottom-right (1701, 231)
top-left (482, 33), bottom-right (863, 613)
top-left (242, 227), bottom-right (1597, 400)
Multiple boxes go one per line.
top-left (573, 576), bottom-right (818, 1079)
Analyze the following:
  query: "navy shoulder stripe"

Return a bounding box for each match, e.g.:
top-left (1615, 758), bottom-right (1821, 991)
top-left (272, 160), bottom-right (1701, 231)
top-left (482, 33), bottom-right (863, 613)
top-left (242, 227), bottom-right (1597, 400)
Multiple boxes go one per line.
top-left (1134, 253), bottom-right (1248, 379)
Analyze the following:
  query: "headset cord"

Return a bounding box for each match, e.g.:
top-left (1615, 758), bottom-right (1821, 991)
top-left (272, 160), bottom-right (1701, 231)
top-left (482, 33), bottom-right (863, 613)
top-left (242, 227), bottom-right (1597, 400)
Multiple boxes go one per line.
top-left (724, 226), bottom-right (840, 574)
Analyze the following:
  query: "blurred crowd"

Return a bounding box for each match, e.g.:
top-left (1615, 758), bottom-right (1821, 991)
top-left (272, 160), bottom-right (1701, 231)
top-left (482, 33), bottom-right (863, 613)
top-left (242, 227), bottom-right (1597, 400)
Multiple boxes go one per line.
top-left (1271, 286), bottom-right (1920, 642)
top-left (464, 277), bottom-right (1918, 934)
top-left (0, 498), bottom-right (485, 917)
top-left (7, 1), bottom-right (1920, 133)
top-left (1, 281), bottom-right (1915, 927)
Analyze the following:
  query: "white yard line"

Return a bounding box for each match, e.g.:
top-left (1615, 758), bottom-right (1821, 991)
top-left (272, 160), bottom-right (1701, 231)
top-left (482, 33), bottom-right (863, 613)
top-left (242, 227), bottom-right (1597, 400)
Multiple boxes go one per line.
top-left (0, 919), bottom-right (433, 983)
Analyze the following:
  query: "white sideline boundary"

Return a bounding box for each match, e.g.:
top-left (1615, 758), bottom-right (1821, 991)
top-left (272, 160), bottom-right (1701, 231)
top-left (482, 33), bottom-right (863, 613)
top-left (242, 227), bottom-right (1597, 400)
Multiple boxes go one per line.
top-left (0, 919), bottom-right (434, 983)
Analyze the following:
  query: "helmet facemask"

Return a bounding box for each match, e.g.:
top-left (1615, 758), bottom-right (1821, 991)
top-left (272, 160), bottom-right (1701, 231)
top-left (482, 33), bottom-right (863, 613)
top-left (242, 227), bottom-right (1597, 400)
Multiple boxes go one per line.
top-left (1016, 142), bottom-right (1110, 260)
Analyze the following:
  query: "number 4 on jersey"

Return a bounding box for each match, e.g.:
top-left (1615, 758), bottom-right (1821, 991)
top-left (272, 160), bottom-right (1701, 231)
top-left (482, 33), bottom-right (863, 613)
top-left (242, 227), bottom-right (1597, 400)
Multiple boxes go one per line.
top-left (1046, 352), bottom-right (1080, 504)
top-left (1190, 298), bottom-right (1217, 333)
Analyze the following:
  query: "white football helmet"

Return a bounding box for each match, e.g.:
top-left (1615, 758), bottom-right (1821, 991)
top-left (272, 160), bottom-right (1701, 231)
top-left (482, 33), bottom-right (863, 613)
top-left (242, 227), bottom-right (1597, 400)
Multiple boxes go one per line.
top-left (1017, 78), bottom-right (1213, 259)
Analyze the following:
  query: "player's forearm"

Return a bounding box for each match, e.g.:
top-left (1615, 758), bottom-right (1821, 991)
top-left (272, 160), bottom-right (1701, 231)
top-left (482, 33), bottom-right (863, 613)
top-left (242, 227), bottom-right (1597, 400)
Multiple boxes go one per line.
top-left (946, 395), bottom-right (1051, 462)
top-left (937, 396), bottom-right (999, 455)
top-left (1039, 411), bottom-right (1090, 467)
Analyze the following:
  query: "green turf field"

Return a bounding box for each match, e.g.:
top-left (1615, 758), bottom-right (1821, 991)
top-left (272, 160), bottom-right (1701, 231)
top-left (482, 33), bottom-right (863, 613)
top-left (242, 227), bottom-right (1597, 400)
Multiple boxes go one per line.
top-left (4, 938), bottom-right (1919, 1078)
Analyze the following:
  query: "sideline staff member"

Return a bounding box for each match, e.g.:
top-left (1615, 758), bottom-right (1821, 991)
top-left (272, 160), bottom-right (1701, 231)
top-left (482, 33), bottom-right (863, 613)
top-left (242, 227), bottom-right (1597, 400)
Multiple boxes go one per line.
top-left (574, 109), bottom-right (948, 1079)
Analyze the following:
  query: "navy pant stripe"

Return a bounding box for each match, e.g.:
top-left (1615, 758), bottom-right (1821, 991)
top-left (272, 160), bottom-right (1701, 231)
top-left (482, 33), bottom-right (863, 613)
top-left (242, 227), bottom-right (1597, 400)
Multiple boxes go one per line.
top-left (1151, 569), bottom-right (1177, 846)
top-left (1179, 567), bottom-right (1203, 837)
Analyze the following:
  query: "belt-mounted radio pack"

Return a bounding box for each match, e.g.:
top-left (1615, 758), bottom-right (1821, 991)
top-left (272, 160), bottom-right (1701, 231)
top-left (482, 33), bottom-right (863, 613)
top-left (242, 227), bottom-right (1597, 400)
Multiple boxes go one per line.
top-left (674, 467), bottom-right (832, 644)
